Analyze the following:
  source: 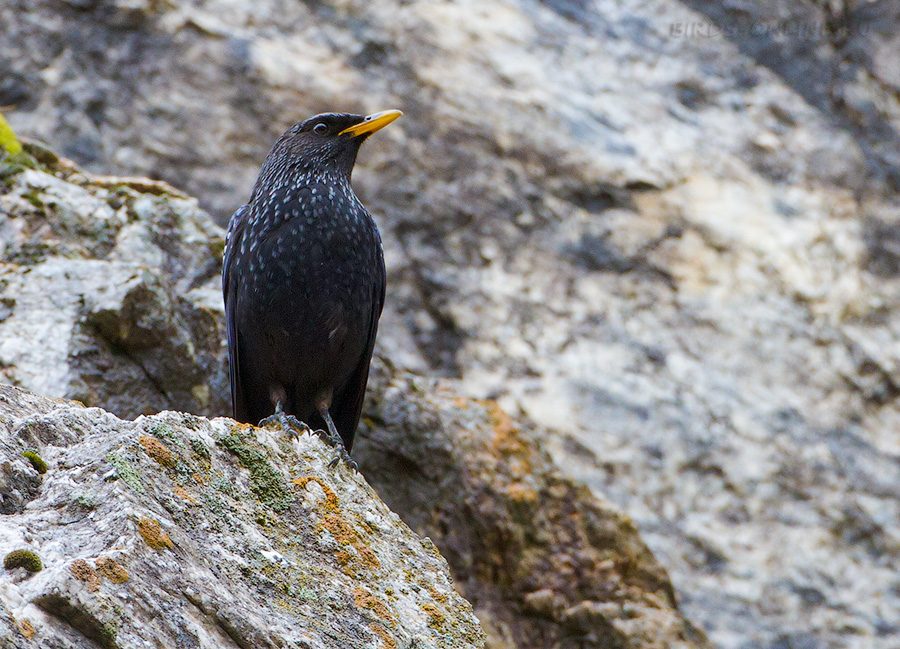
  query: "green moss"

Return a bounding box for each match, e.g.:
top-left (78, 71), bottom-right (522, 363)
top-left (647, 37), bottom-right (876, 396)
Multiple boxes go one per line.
top-left (215, 428), bottom-right (293, 511)
top-left (208, 237), bottom-right (226, 260)
top-left (100, 621), bottom-right (118, 645)
top-left (189, 437), bottom-right (210, 460)
top-left (105, 451), bottom-right (146, 493)
top-left (22, 140), bottom-right (60, 168)
top-left (6, 241), bottom-right (51, 265)
top-left (255, 511), bottom-right (277, 528)
top-left (21, 450), bottom-right (47, 474)
top-left (4, 549), bottom-right (43, 572)
top-left (0, 115), bottom-right (37, 183)
top-left (21, 188), bottom-right (43, 208)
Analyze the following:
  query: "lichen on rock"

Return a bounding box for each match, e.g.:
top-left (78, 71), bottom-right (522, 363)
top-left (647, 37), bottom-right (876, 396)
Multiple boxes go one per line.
top-left (0, 383), bottom-right (484, 648)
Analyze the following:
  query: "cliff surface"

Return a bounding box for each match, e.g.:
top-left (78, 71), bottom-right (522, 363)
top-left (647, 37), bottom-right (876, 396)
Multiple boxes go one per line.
top-left (0, 145), bottom-right (705, 648)
top-left (4, 1), bottom-right (900, 646)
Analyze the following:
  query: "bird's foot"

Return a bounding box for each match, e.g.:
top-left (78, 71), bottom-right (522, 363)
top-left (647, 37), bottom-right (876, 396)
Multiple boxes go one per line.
top-left (312, 428), bottom-right (358, 472)
top-left (259, 403), bottom-right (311, 439)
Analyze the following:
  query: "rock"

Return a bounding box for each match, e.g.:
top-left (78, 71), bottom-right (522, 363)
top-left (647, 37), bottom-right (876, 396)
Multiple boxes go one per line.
top-left (0, 383), bottom-right (485, 648)
top-left (355, 359), bottom-right (711, 649)
top-left (0, 144), bottom-right (706, 648)
top-left (5, 1), bottom-right (900, 647)
top-left (0, 145), bottom-right (228, 420)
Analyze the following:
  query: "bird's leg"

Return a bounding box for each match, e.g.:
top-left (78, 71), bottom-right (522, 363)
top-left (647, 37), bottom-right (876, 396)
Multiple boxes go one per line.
top-left (258, 400), bottom-right (311, 439)
top-left (315, 404), bottom-right (357, 471)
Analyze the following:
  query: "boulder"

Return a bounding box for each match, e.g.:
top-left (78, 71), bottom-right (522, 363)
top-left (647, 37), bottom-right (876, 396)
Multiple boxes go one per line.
top-left (0, 383), bottom-right (485, 648)
top-left (0, 143), bottom-right (227, 420)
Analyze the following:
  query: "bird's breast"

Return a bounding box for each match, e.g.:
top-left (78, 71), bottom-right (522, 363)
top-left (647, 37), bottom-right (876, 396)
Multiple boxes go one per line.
top-left (234, 187), bottom-right (381, 317)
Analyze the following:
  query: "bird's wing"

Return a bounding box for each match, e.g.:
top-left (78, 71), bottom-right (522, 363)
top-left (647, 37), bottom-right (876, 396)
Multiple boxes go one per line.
top-left (223, 204), bottom-right (250, 422)
top-left (332, 242), bottom-right (386, 452)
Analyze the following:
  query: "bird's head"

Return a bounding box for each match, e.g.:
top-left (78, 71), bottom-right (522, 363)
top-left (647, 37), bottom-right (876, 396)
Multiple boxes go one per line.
top-left (273, 110), bottom-right (402, 181)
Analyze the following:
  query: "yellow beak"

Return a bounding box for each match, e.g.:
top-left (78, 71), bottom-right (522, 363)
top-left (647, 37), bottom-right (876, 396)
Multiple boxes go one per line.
top-left (339, 110), bottom-right (403, 137)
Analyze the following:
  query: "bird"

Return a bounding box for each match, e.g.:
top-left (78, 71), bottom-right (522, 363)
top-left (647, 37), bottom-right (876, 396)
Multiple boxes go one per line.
top-left (222, 109), bottom-right (402, 466)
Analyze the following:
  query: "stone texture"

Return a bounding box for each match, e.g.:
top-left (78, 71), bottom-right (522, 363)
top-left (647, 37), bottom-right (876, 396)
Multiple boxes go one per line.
top-left (0, 147), bottom-right (706, 648)
top-left (0, 143), bottom-right (227, 420)
top-left (355, 359), bottom-right (711, 649)
top-left (0, 383), bottom-right (485, 648)
top-left (4, 1), bottom-right (900, 648)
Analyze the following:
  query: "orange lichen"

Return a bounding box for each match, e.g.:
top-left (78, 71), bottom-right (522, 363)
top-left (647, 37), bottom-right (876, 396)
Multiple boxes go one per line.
top-left (323, 514), bottom-right (357, 546)
top-left (70, 559), bottom-right (101, 592)
top-left (297, 481), bottom-right (384, 574)
top-left (17, 619), bottom-right (35, 639)
top-left (325, 519), bottom-right (382, 573)
top-left (485, 400), bottom-right (533, 477)
top-left (356, 546), bottom-right (381, 570)
top-left (138, 436), bottom-right (175, 468)
top-left (291, 475), bottom-right (339, 512)
top-left (172, 486), bottom-right (196, 503)
top-left (353, 587), bottom-right (394, 623)
top-left (95, 557), bottom-right (129, 583)
top-left (370, 622), bottom-right (398, 649)
top-left (506, 482), bottom-right (539, 504)
top-left (137, 517), bottom-right (173, 550)
top-left (427, 586), bottom-right (448, 603)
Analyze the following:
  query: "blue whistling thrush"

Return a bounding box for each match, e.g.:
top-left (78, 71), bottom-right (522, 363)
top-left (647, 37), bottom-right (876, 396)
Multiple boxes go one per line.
top-left (223, 110), bottom-right (402, 465)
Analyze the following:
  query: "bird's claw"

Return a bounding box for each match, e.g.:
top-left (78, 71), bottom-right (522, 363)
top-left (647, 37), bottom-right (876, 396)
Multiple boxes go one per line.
top-left (328, 450), bottom-right (358, 472)
top-left (313, 428), bottom-right (357, 472)
top-left (259, 408), bottom-right (311, 439)
top-left (312, 425), bottom-right (342, 448)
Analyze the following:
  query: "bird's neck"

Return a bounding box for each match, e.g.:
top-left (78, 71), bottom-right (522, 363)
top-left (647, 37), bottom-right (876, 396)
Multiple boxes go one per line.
top-left (255, 159), bottom-right (353, 198)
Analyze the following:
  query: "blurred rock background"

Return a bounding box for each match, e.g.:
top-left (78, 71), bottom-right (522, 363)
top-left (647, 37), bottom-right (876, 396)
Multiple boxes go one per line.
top-left (3, 0), bottom-right (900, 648)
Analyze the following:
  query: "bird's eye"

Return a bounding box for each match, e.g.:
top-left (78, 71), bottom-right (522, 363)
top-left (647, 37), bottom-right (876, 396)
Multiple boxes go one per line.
top-left (313, 123), bottom-right (328, 135)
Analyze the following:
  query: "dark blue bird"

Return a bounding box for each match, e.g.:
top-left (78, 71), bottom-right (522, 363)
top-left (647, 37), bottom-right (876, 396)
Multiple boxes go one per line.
top-left (223, 110), bottom-right (401, 464)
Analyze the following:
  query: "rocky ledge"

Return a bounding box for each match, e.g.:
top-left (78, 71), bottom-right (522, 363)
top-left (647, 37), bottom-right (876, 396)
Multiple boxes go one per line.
top-left (0, 368), bottom-right (710, 649)
top-left (0, 383), bottom-right (484, 649)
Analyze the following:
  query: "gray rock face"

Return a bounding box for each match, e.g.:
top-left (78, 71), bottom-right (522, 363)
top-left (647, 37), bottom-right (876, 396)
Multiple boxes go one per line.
top-left (355, 359), bottom-right (712, 649)
top-left (4, 1), bottom-right (900, 648)
top-left (0, 151), bottom-right (227, 419)
top-left (0, 383), bottom-right (485, 648)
